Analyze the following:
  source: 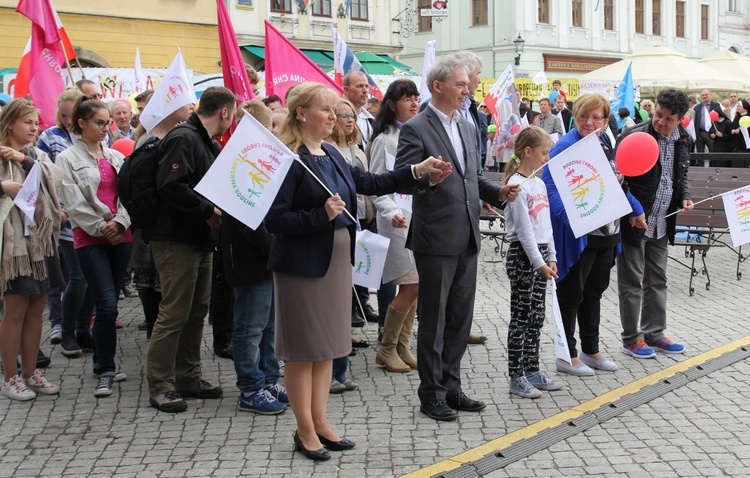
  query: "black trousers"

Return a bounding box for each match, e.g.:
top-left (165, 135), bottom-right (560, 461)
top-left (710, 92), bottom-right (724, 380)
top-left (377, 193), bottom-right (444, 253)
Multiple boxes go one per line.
top-left (209, 250), bottom-right (234, 348)
top-left (555, 244), bottom-right (614, 358)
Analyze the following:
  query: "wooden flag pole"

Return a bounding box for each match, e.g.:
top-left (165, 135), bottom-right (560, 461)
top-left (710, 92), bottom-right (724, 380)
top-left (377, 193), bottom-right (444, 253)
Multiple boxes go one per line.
top-left (59, 40), bottom-right (76, 85)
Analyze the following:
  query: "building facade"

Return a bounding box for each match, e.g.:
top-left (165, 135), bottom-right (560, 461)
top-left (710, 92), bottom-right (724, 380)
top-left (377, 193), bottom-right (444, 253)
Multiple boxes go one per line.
top-left (397, 0), bottom-right (749, 80)
top-left (0, 0), bottom-right (220, 73)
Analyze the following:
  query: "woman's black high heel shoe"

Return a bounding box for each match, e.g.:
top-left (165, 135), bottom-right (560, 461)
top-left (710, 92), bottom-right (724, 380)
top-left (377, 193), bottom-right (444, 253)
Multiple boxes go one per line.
top-left (317, 433), bottom-right (356, 451)
top-left (293, 431), bottom-right (331, 461)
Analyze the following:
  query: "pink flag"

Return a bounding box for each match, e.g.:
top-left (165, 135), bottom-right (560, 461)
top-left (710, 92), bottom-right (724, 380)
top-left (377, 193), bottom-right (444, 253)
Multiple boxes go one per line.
top-left (264, 20), bottom-right (342, 103)
top-left (217, 0), bottom-right (254, 102)
top-left (15, 0), bottom-right (66, 129)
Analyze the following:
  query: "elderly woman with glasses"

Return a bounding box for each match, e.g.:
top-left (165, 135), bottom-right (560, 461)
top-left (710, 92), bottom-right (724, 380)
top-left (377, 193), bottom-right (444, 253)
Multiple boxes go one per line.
top-left (56, 96), bottom-right (132, 398)
top-left (541, 94), bottom-right (646, 377)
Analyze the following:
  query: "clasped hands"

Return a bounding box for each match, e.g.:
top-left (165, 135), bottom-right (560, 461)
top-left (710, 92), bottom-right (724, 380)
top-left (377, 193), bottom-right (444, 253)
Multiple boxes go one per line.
top-left (418, 155), bottom-right (452, 184)
top-left (101, 220), bottom-right (125, 245)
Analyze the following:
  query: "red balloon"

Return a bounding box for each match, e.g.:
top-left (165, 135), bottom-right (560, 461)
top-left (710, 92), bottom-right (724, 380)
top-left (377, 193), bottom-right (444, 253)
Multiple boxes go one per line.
top-left (681, 116), bottom-right (690, 127)
top-left (111, 138), bottom-right (134, 157)
top-left (511, 124), bottom-right (521, 134)
top-left (616, 132), bottom-right (658, 177)
top-left (709, 110), bottom-right (719, 122)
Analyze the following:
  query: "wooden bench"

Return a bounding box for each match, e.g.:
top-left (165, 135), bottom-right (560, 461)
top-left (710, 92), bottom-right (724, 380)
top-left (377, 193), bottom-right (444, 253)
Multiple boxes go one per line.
top-left (688, 166), bottom-right (750, 182)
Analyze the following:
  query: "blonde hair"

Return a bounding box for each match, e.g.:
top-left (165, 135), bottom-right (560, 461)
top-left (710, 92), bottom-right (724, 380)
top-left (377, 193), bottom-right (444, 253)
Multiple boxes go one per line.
top-left (236, 99), bottom-right (272, 129)
top-left (328, 98), bottom-right (362, 146)
top-left (0, 98), bottom-right (38, 147)
top-left (277, 83), bottom-right (339, 152)
top-left (503, 125), bottom-right (551, 185)
top-left (56, 88), bottom-right (83, 130)
top-left (572, 93), bottom-right (611, 122)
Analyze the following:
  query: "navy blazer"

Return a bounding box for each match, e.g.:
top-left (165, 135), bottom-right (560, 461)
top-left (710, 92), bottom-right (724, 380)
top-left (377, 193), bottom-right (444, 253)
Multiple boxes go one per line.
top-left (265, 142), bottom-right (424, 278)
top-left (693, 101), bottom-right (723, 132)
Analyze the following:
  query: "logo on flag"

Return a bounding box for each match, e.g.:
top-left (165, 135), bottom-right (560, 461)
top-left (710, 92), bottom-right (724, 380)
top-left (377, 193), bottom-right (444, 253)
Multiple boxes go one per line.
top-left (562, 160), bottom-right (604, 216)
top-left (722, 186), bottom-right (750, 247)
top-left (139, 51), bottom-right (196, 133)
top-left (353, 229), bottom-right (390, 289)
top-left (195, 113), bottom-right (295, 230)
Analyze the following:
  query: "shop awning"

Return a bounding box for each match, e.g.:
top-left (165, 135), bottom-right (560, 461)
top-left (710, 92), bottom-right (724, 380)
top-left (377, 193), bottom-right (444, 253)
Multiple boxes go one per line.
top-left (242, 45), bottom-right (265, 59)
top-left (301, 49), bottom-right (335, 70)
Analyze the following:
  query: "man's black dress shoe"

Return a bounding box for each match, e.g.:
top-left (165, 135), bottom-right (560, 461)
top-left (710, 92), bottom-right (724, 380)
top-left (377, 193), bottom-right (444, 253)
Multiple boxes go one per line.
top-left (420, 400), bottom-right (458, 421)
top-left (447, 392), bottom-right (486, 412)
top-left (317, 434), bottom-right (356, 451)
top-left (36, 349), bottom-right (51, 368)
top-left (362, 303), bottom-right (379, 323)
top-left (293, 431), bottom-right (331, 461)
top-left (351, 309), bottom-right (365, 327)
top-left (213, 344), bottom-right (233, 360)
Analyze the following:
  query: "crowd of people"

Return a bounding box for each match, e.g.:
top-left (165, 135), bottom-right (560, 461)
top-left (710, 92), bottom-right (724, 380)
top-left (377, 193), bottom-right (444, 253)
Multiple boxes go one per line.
top-left (0, 50), bottom-right (706, 460)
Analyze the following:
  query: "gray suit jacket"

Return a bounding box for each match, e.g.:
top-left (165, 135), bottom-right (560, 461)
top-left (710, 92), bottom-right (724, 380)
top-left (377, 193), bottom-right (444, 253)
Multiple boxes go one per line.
top-left (395, 105), bottom-right (503, 255)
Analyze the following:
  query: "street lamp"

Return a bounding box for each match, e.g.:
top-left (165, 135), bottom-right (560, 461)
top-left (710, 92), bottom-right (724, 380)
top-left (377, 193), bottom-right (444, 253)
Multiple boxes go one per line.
top-left (513, 34), bottom-right (525, 66)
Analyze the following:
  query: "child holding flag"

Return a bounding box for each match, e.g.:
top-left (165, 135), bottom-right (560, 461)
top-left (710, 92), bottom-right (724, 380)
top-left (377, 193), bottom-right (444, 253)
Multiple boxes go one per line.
top-left (503, 126), bottom-right (560, 399)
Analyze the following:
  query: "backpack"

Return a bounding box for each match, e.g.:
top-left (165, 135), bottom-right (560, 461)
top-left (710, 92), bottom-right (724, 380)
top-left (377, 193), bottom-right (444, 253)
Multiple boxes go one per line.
top-left (117, 136), bottom-right (161, 229)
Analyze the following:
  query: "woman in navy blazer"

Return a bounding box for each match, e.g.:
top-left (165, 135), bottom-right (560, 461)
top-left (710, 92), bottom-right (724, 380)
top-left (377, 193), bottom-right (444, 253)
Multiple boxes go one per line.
top-left (265, 83), bottom-right (450, 461)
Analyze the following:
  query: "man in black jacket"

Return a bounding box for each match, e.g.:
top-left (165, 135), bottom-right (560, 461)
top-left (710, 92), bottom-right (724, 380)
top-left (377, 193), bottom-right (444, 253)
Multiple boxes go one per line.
top-left (616, 88), bottom-right (693, 360)
top-left (693, 89), bottom-right (723, 152)
top-left (147, 87), bottom-right (236, 413)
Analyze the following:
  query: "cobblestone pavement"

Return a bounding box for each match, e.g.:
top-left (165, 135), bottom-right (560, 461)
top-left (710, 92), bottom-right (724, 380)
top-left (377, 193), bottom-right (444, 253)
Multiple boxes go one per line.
top-left (0, 242), bottom-right (748, 477)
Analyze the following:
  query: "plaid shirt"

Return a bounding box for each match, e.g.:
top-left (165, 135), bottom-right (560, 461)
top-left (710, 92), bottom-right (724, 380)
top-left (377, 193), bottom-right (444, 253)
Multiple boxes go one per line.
top-left (647, 126), bottom-right (681, 239)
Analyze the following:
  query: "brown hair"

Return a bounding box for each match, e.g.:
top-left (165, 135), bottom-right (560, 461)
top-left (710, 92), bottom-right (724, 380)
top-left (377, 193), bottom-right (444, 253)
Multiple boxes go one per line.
top-left (572, 93), bottom-right (611, 122)
top-left (278, 83), bottom-right (339, 152)
top-left (0, 99), bottom-right (38, 147)
top-left (71, 96), bottom-right (108, 135)
top-left (236, 99), bottom-right (272, 129)
top-left (503, 125), bottom-right (551, 185)
top-left (328, 98), bottom-right (362, 146)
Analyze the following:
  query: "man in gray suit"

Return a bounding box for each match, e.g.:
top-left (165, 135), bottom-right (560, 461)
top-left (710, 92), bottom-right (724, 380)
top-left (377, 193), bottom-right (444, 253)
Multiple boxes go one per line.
top-left (395, 57), bottom-right (520, 421)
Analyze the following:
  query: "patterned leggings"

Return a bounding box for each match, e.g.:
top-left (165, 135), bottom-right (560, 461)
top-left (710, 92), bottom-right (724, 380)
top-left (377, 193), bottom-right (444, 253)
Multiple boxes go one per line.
top-left (506, 242), bottom-right (549, 379)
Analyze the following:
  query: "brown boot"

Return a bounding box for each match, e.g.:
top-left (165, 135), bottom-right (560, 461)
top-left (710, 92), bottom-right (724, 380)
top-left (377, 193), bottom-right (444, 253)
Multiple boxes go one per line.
top-left (397, 303), bottom-right (418, 369)
top-left (375, 306), bottom-right (410, 373)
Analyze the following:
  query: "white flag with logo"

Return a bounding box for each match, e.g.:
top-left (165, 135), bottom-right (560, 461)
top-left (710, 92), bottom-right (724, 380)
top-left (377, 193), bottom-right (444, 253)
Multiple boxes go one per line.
top-left (551, 284), bottom-right (572, 364)
top-left (134, 48), bottom-right (146, 92)
top-left (547, 133), bottom-right (632, 238)
top-left (353, 229), bottom-right (390, 289)
top-left (139, 51), bottom-right (197, 133)
top-left (195, 114), bottom-right (294, 230)
top-left (13, 162), bottom-right (41, 236)
top-left (722, 186), bottom-right (750, 247)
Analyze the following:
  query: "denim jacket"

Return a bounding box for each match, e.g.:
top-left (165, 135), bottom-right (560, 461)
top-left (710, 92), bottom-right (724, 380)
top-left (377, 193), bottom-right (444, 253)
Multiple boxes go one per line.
top-left (56, 141), bottom-right (131, 237)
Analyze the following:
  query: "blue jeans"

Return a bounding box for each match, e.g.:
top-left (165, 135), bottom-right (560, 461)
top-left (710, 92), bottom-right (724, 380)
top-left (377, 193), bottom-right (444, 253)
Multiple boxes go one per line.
top-left (77, 242), bottom-right (132, 374)
top-left (231, 280), bottom-right (280, 393)
top-left (333, 356), bottom-right (348, 383)
top-left (60, 240), bottom-right (94, 335)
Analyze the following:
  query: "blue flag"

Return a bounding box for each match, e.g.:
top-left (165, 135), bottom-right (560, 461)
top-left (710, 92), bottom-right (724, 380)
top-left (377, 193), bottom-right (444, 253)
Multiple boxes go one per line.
top-left (611, 62), bottom-right (635, 118)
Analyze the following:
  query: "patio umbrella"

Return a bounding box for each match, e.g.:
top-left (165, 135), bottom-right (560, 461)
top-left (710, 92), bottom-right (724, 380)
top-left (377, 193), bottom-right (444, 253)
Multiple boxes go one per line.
top-left (697, 50), bottom-right (750, 80)
top-left (580, 46), bottom-right (750, 96)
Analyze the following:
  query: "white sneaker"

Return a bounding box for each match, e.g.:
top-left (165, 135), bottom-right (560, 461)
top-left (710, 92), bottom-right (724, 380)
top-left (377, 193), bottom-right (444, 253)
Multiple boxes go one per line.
top-left (49, 324), bottom-right (62, 344)
top-left (2, 375), bottom-right (37, 401)
top-left (25, 369), bottom-right (60, 395)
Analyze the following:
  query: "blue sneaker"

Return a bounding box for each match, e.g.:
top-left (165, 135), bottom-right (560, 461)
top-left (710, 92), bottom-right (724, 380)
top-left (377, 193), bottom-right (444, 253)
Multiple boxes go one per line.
top-left (647, 337), bottom-right (686, 354)
top-left (622, 340), bottom-right (656, 359)
top-left (265, 382), bottom-right (289, 404)
top-left (238, 389), bottom-right (286, 415)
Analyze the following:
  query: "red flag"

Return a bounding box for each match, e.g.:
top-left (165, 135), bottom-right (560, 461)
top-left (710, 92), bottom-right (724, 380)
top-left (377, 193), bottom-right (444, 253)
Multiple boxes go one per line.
top-left (50, 0), bottom-right (76, 61)
top-left (15, 0), bottom-right (66, 129)
top-left (264, 20), bottom-right (343, 103)
top-left (217, 0), bottom-right (254, 102)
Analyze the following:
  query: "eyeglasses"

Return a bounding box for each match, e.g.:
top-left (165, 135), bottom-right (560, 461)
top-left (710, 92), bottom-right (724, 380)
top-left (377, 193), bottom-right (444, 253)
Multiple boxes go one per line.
top-left (337, 113), bottom-right (356, 119)
top-left (581, 114), bottom-right (605, 122)
top-left (398, 96), bottom-right (420, 104)
top-left (86, 119), bottom-right (113, 131)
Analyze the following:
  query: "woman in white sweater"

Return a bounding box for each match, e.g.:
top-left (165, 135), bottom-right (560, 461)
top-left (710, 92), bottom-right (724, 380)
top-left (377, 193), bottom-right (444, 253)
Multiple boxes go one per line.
top-left (365, 79), bottom-right (421, 373)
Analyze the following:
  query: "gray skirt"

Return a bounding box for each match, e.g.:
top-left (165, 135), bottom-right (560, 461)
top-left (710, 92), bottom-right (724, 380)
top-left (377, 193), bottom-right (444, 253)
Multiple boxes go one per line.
top-left (274, 228), bottom-right (352, 362)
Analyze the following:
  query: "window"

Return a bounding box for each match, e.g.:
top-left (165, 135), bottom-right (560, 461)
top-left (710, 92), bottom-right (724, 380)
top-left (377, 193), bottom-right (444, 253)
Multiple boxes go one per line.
top-left (472, 0), bottom-right (488, 26)
top-left (635, 0), bottom-right (644, 33)
top-left (728, 0), bottom-right (738, 12)
top-left (312, 0), bottom-right (331, 17)
top-left (603, 0), bottom-right (614, 30)
top-left (349, 0), bottom-right (368, 21)
top-left (418, 0), bottom-right (432, 32)
top-left (676, 1), bottom-right (685, 38)
top-left (538, 0), bottom-right (549, 24)
top-left (652, 0), bottom-right (661, 35)
top-left (572, 0), bottom-right (583, 27)
top-left (701, 4), bottom-right (709, 39)
top-left (271, 0), bottom-right (291, 13)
